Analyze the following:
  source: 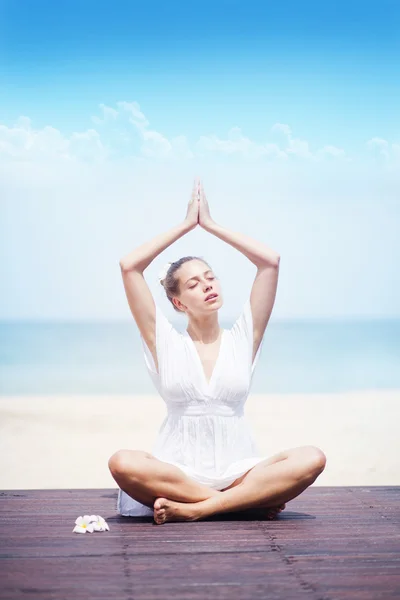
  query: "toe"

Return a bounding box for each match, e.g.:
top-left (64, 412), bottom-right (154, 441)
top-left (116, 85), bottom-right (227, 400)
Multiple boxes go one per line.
top-left (154, 513), bottom-right (165, 524)
top-left (154, 497), bottom-right (167, 510)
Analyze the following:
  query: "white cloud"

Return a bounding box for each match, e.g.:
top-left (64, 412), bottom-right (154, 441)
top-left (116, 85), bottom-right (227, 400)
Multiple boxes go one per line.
top-left (91, 103), bottom-right (118, 125)
top-left (117, 101), bottom-right (192, 159)
top-left (196, 127), bottom-right (287, 159)
top-left (271, 122), bottom-right (316, 160)
top-left (0, 118), bottom-right (69, 161)
top-left (271, 123), bottom-right (292, 137)
top-left (0, 117), bottom-right (108, 163)
top-left (367, 137), bottom-right (391, 159)
top-left (69, 129), bottom-right (108, 161)
top-left (1, 102), bottom-right (399, 167)
top-left (316, 145), bottom-right (346, 158)
top-left (117, 101), bottom-right (149, 130)
top-left (365, 138), bottom-right (400, 170)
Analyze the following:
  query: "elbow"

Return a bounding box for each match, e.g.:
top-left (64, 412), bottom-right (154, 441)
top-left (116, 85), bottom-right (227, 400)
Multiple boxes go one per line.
top-left (271, 253), bottom-right (281, 268)
top-left (119, 259), bottom-right (129, 272)
top-left (119, 258), bottom-right (145, 273)
top-left (119, 259), bottom-right (135, 273)
top-left (258, 254), bottom-right (280, 269)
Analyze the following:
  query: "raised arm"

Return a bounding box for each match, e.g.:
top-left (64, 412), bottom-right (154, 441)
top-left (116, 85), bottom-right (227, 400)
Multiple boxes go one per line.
top-left (198, 181), bottom-right (280, 361)
top-left (119, 183), bottom-right (199, 372)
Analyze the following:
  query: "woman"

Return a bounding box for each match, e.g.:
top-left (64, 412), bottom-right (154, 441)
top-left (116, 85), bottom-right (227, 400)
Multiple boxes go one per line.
top-left (108, 179), bottom-right (326, 525)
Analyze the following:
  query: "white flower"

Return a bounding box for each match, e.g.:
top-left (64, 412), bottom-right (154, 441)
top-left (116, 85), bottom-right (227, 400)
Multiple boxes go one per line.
top-left (90, 515), bottom-right (110, 532)
top-left (72, 515), bottom-right (95, 534)
top-left (72, 514), bottom-right (110, 533)
top-left (158, 261), bottom-right (173, 283)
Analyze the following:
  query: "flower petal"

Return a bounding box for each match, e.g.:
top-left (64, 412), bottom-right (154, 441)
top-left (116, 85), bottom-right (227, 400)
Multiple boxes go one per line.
top-left (73, 525), bottom-right (86, 533)
top-left (88, 515), bottom-right (98, 522)
top-left (86, 523), bottom-right (94, 533)
top-left (75, 516), bottom-right (84, 525)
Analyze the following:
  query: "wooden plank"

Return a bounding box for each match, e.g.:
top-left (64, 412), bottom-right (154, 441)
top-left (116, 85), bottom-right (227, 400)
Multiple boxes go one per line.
top-left (0, 487), bottom-right (399, 600)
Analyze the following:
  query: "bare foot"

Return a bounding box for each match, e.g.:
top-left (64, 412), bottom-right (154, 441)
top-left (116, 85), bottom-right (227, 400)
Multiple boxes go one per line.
top-left (251, 502), bottom-right (286, 520)
top-left (265, 503), bottom-right (286, 519)
top-left (153, 497), bottom-right (286, 524)
top-left (153, 497), bottom-right (199, 525)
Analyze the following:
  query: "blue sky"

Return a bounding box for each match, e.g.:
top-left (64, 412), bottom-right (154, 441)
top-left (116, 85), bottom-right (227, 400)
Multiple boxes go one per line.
top-left (1, 0), bottom-right (399, 320)
top-left (2, 0), bottom-right (399, 144)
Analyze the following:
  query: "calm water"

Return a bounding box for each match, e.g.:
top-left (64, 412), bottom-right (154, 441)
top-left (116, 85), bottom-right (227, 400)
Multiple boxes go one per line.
top-left (0, 319), bottom-right (399, 395)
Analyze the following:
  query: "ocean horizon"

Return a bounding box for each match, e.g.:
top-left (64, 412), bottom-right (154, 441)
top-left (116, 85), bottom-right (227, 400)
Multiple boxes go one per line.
top-left (1, 317), bottom-right (399, 396)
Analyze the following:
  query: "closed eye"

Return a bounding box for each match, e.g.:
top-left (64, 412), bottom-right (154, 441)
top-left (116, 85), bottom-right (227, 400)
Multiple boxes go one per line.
top-left (189, 277), bottom-right (215, 289)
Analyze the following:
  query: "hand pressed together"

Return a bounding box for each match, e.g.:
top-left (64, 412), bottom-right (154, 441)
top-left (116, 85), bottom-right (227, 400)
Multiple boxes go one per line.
top-left (184, 178), bottom-right (214, 231)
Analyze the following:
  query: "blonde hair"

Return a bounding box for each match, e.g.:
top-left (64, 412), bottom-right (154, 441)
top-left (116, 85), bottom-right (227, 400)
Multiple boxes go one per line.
top-left (160, 256), bottom-right (212, 313)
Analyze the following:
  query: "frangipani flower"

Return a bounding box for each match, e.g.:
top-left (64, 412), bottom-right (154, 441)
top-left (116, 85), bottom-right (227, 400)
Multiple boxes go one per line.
top-left (91, 515), bottom-right (110, 532)
top-left (72, 514), bottom-right (109, 533)
top-left (73, 515), bottom-right (95, 534)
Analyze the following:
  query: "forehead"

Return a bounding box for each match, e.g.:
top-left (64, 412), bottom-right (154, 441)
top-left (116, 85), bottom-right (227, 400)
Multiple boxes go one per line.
top-left (179, 260), bottom-right (211, 282)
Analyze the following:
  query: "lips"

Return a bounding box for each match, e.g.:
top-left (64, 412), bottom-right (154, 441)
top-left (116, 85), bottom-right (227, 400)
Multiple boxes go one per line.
top-left (205, 293), bottom-right (218, 302)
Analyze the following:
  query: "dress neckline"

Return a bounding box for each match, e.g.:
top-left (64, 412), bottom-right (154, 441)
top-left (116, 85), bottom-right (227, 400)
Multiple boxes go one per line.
top-left (184, 329), bottom-right (226, 392)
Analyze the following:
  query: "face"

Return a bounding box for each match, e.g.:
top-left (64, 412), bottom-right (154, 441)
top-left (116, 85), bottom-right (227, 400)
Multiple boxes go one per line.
top-left (173, 260), bottom-right (223, 315)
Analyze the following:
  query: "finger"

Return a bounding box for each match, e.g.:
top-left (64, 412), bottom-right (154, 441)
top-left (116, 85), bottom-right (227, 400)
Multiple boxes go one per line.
top-left (191, 179), bottom-right (198, 202)
top-left (192, 177), bottom-right (200, 200)
top-left (200, 181), bottom-right (207, 202)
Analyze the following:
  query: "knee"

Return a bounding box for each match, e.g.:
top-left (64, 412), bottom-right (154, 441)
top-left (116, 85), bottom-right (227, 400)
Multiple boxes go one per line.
top-left (108, 449), bottom-right (150, 478)
top-left (108, 450), bottom-right (130, 476)
top-left (304, 446), bottom-right (327, 477)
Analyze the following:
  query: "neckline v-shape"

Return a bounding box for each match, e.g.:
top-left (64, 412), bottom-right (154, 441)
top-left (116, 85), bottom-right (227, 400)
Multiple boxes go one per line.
top-left (184, 329), bottom-right (226, 390)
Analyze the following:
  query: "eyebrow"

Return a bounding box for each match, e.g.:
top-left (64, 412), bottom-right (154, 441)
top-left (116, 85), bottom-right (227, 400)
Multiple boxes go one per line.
top-left (184, 270), bottom-right (213, 285)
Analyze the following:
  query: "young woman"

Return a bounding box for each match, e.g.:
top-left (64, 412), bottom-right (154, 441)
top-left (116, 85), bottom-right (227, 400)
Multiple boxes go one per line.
top-left (108, 180), bottom-right (326, 525)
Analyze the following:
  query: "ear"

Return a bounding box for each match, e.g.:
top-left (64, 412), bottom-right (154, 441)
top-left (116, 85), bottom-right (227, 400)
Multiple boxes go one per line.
top-left (172, 297), bottom-right (185, 312)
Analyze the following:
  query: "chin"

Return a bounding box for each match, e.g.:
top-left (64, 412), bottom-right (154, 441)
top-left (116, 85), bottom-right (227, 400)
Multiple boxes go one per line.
top-left (205, 297), bottom-right (222, 308)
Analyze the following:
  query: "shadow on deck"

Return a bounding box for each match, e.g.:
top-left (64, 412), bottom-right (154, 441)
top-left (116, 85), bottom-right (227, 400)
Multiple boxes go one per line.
top-left (0, 486), bottom-right (399, 599)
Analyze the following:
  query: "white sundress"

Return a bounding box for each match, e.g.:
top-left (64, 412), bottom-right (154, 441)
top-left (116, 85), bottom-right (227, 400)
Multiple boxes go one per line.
top-left (117, 296), bottom-right (269, 517)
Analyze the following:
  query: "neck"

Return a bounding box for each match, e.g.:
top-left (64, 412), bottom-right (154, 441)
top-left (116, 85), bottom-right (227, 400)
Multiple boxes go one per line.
top-left (186, 316), bottom-right (222, 343)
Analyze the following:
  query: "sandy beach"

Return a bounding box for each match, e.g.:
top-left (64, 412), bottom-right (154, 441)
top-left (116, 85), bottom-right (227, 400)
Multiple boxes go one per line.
top-left (0, 390), bottom-right (399, 490)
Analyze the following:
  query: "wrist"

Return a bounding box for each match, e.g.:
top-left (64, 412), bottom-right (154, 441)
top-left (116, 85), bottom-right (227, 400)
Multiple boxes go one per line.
top-left (201, 219), bottom-right (217, 232)
top-left (182, 219), bottom-right (197, 233)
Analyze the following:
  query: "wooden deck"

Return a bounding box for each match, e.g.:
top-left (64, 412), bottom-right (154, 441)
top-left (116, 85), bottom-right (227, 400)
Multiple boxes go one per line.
top-left (0, 486), bottom-right (399, 600)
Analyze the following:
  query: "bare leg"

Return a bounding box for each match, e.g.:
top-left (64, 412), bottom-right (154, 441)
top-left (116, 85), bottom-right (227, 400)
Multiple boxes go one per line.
top-left (108, 450), bottom-right (221, 509)
top-left (153, 445), bottom-right (326, 524)
top-left (109, 449), bottom-right (287, 518)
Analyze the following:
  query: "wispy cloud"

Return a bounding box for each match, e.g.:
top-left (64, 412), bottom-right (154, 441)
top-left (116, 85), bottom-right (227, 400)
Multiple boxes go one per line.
top-left (0, 116), bottom-right (108, 162)
top-left (91, 103), bottom-right (118, 125)
top-left (366, 137), bottom-right (400, 161)
top-left (0, 102), bottom-right (398, 166)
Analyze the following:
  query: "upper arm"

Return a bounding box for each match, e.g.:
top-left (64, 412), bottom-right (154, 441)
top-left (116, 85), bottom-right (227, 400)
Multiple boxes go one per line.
top-left (249, 261), bottom-right (280, 360)
top-left (120, 265), bottom-right (158, 372)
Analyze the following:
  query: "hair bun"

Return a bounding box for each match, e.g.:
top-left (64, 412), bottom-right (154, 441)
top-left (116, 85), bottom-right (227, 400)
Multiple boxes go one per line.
top-left (158, 261), bottom-right (173, 284)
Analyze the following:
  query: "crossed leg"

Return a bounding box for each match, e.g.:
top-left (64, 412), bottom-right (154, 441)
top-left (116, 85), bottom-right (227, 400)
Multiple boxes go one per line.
top-left (108, 450), bottom-right (222, 509)
top-left (108, 449), bottom-right (284, 518)
top-left (108, 445), bottom-right (326, 524)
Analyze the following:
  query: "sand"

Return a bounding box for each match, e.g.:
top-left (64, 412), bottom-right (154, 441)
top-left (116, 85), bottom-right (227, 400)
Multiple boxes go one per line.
top-left (0, 390), bottom-right (399, 490)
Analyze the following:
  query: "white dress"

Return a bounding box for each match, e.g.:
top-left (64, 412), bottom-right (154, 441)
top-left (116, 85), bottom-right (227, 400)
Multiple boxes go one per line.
top-left (117, 296), bottom-right (270, 517)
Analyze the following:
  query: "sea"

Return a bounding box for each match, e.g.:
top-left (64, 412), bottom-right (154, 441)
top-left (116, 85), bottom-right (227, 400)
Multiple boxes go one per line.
top-left (0, 319), bottom-right (399, 395)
